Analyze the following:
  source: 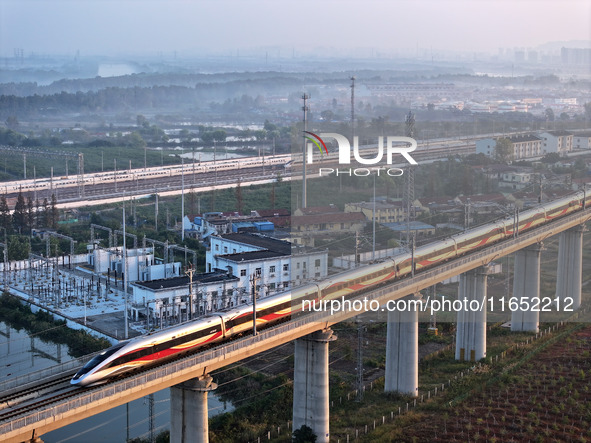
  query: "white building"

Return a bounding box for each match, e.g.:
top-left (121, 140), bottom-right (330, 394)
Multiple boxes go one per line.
top-left (539, 131), bottom-right (573, 155)
top-left (88, 246), bottom-right (181, 282)
top-left (475, 138), bottom-right (496, 157)
top-left (130, 271), bottom-right (241, 324)
top-left (207, 233), bottom-right (328, 295)
top-left (499, 172), bottom-right (532, 190)
top-left (573, 132), bottom-right (591, 150)
top-left (476, 135), bottom-right (542, 160)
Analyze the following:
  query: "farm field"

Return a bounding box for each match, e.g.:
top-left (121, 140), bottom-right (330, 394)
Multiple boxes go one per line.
top-left (377, 324), bottom-right (591, 442)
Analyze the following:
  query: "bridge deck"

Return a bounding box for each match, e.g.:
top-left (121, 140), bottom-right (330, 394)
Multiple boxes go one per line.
top-left (1, 208), bottom-right (590, 442)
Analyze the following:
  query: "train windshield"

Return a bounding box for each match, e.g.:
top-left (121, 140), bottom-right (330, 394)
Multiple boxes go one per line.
top-left (72, 343), bottom-right (127, 379)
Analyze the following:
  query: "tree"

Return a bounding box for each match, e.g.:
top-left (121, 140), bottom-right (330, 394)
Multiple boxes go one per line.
top-left (26, 196), bottom-right (34, 232)
top-left (41, 197), bottom-right (49, 228)
top-left (12, 190), bottom-right (27, 234)
top-left (253, 129), bottom-right (267, 141)
top-left (235, 179), bottom-right (243, 214)
top-left (542, 152), bottom-right (561, 164)
top-left (494, 138), bottom-right (513, 162)
top-left (0, 195), bottom-right (10, 232)
top-left (545, 108), bottom-right (555, 122)
top-left (5, 116), bottom-right (19, 130)
top-left (293, 425), bottom-right (317, 443)
top-left (212, 130), bottom-right (227, 142)
top-left (7, 236), bottom-right (30, 261)
top-left (124, 131), bottom-right (146, 149)
top-left (136, 114), bottom-right (149, 128)
top-left (263, 120), bottom-right (278, 132)
top-left (48, 194), bottom-right (59, 228)
top-left (270, 182), bottom-right (276, 209)
top-left (320, 110), bottom-right (334, 122)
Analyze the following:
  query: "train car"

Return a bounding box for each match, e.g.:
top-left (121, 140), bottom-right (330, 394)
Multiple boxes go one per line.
top-left (453, 221), bottom-right (506, 256)
top-left (394, 240), bottom-right (456, 278)
top-left (71, 314), bottom-right (225, 386)
top-left (222, 289), bottom-right (299, 338)
top-left (543, 191), bottom-right (585, 221)
top-left (318, 259), bottom-right (396, 301)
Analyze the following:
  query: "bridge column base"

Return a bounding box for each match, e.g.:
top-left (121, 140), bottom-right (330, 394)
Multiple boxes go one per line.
top-left (170, 375), bottom-right (217, 443)
top-left (511, 243), bottom-right (543, 332)
top-left (455, 267), bottom-right (490, 362)
top-left (384, 294), bottom-right (420, 397)
top-left (292, 329), bottom-right (336, 443)
top-left (555, 224), bottom-right (585, 310)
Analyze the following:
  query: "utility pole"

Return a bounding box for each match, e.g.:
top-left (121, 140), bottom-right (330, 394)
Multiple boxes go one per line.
top-left (148, 393), bottom-right (155, 443)
top-left (344, 76), bottom-right (356, 193)
top-left (372, 173), bottom-right (376, 260)
top-left (356, 318), bottom-right (364, 402)
top-left (154, 189), bottom-right (159, 231)
top-left (181, 157), bottom-right (185, 241)
top-left (464, 198), bottom-right (472, 231)
top-left (123, 194), bottom-right (128, 339)
top-left (355, 231), bottom-right (360, 267)
top-left (185, 264), bottom-right (195, 320)
top-left (302, 93), bottom-right (309, 209)
top-left (251, 272), bottom-right (260, 336)
top-left (77, 153), bottom-right (85, 198)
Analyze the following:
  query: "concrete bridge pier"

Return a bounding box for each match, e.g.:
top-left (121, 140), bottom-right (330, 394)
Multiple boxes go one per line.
top-left (511, 242), bottom-right (543, 333)
top-left (170, 375), bottom-right (217, 443)
top-left (292, 328), bottom-right (336, 443)
top-left (384, 293), bottom-right (420, 397)
top-left (555, 224), bottom-right (585, 310)
top-left (455, 267), bottom-right (490, 362)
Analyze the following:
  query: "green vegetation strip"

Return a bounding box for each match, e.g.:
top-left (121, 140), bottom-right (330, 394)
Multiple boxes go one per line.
top-left (0, 293), bottom-right (111, 357)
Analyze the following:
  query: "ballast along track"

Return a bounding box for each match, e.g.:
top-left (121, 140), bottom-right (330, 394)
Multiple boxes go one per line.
top-left (0, 374), bottom-right (74, 412)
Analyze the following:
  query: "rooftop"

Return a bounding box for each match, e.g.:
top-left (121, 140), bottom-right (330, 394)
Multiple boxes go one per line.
top-left (508, 134), bottom-right (542, 143)
top-left (383, 221), bottom-right (435, 232)
top-left (291, 212), bottom-right (367, 226)
top-left (347, 201), bottom-right (404, 210)
top-left (217, 250), bottom-right (287, 262)
top-left (133, 271), bottom-right (238, 291)
top-left (296, 205), bottom-right (341, 215)
top-left (543, 130), bottom-right (573, 137)
top-left (255, 208), bottom-right (290, 218)
top-left (217, 232), bottom-right (291, 255)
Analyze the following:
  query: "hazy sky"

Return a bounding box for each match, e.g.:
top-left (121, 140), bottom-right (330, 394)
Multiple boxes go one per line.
top-left (1, 0), bottom-right (590, 57)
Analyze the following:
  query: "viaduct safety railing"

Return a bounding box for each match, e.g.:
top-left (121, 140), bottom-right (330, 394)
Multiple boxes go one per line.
top-left (1, 207), bottom-right (590, 440)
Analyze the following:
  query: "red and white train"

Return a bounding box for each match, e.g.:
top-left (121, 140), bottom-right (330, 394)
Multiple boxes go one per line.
top-left (72, 189), bottom-right (590, 386)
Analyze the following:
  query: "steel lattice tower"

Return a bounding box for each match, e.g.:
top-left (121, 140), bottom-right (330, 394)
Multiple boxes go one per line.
top-left (404, 111), bottom-right (416, 247)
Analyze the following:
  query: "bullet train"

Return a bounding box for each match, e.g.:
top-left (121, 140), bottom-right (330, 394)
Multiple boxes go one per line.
top-left (72, 188), bottom-right (591, 386)
top-left (2, 154), bottom-right (292, 196)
